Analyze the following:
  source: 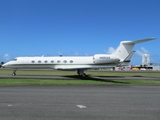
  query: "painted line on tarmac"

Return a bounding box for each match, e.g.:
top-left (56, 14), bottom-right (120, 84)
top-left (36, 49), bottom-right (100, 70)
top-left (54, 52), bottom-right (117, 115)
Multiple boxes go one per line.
top-left (77, 105), bottom-right (87, 109)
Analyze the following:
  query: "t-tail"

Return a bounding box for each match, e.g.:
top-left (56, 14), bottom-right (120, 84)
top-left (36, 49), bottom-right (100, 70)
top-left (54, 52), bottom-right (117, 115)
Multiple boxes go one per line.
top-left (112, 37), bottom-right (156, 66)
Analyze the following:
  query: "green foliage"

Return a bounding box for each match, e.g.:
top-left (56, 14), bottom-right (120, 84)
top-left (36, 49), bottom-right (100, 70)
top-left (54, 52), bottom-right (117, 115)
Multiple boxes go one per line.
top-left (0, 79), bottom-right (160, 85)
top-left (0, 69), bottom-right (160, 76)
top-left (0, 69), bottom-right (160, 85)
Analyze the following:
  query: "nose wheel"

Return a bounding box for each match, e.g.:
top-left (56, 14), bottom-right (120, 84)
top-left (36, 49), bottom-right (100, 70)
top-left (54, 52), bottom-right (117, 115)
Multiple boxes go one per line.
top-left (12, 70), bottom-right (17, 76)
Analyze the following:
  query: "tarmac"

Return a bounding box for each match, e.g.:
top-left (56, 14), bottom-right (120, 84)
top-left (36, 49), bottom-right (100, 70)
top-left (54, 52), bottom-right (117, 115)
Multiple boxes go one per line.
top-left (0, 85), bottom-right (160, 120)
top-left (0, 73), bottom-right (160, 120)
top-left (0, 74), bottom-right (160, 80)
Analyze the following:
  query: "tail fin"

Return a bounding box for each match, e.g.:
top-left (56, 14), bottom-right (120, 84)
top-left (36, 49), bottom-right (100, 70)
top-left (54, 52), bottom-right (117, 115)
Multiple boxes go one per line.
top-left (112, 37), bottom-right (156, 62)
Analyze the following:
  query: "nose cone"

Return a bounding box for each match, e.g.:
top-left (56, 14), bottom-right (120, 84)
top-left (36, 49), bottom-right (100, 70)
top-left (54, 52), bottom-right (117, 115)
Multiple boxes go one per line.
top-left (2, 63), bottom-right (9, 68)
top-left (2, 64), bottom-right (5, 68)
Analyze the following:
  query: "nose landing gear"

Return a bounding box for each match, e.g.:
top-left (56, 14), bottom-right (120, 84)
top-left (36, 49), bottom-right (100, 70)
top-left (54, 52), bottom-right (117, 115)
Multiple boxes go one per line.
top-left (12, 70), bottom-right (17, 76)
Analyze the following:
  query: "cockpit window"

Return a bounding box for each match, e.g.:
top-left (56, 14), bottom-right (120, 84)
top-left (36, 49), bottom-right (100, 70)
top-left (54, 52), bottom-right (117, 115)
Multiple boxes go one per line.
top-left (13, 59), bottom-right (17, 61)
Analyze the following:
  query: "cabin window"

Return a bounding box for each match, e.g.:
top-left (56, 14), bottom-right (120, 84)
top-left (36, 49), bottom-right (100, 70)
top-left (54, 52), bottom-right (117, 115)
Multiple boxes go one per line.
top-left (70, 60), bottom-right (73, 63)
top-left (38, 60), bottom-right (41, 63)
top-left (31, 60), bottom-right (35, 63)
top-left (57, 60), bottom-right (60, 63)
top-left (44, 60), bottom-right (48, 63)
top-left (51, 60), bottom-right (54, 63)
top-left (63, 60), bottom-right (67, 63)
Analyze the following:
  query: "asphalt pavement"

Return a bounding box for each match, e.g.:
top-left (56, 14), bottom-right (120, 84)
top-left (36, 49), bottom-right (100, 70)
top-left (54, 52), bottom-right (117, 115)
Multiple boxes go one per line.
top-left (0, 74), bottom-right (160, 80)
top-left (0, 85), bottom-right (160, 120)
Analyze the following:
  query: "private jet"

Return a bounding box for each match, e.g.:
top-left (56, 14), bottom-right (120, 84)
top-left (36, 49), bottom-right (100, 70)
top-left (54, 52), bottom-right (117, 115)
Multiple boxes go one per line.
top-left (2, 37), bottom-right (156, 77)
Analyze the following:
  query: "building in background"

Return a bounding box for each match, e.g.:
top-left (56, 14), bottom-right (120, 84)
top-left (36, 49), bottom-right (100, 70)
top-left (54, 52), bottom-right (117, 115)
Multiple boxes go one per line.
top-left (110, 53), bottom-right (160, 71)
top-left (142, 54), bottom-right (150, 66)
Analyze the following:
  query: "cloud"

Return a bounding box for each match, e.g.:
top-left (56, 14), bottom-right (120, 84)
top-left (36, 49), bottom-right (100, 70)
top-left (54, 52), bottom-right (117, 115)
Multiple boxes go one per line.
top-left (83, 53), bottom-right (88, 56)
top-left (106, 47), bottom-right (116, 54)
top-left (3, 54), bottom-right (10, 61)
top-left (104, 46), bottom-right (149, 56)
top-left (136, 47), bottom-right (149, 56)
top-left (141, 47), bottom-right (149, 53)
top-left (74, 52), bottom-right (79, 56)
top-left (57, 51), bottom-right (62, 55)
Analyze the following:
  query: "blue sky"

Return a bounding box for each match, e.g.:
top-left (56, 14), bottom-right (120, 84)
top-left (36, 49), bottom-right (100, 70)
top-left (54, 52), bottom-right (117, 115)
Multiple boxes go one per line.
top-left (0, 0), bottom-right (160, 65)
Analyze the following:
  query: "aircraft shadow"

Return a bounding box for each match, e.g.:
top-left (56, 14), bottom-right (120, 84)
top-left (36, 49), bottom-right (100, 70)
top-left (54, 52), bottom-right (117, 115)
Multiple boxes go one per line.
top-left (62, 75), bottom-right (130, 84)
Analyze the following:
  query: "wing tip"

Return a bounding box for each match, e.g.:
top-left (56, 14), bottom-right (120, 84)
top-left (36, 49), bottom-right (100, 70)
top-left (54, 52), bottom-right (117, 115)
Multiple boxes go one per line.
top-left (146, 37), bottom-right (156, 40)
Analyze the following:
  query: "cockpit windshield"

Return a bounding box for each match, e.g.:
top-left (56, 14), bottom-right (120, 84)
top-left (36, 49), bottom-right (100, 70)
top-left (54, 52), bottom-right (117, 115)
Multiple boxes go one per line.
top-left (13, 58), bottom-right (17, 61)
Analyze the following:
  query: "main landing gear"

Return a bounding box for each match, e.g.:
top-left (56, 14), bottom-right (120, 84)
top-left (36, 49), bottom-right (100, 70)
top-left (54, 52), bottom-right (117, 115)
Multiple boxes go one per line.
top-left (12, 70), bottom-right (17, 76)
top-left (77, 69), bottom-right (86, 77)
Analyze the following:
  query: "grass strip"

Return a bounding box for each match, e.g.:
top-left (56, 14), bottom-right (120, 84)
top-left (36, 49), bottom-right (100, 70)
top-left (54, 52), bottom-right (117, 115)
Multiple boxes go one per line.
top-left (0, 78), bottom-right (160, 85)
top-left (1, 69), bottom-right (160, 77)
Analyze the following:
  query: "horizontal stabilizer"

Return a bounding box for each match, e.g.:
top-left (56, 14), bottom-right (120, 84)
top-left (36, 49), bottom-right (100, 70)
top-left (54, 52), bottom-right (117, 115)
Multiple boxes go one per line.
top-left (123, 37), bottom-right (156, 44)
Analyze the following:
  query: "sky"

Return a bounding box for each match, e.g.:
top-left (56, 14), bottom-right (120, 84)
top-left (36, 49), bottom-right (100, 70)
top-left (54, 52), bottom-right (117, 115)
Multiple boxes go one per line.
top-left (0, 0), bottom-right (160, 65)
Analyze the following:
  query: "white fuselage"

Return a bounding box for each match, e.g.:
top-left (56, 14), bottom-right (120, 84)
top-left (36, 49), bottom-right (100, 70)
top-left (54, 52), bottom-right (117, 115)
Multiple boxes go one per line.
top-left (3, 54), bottom-right (120, 70)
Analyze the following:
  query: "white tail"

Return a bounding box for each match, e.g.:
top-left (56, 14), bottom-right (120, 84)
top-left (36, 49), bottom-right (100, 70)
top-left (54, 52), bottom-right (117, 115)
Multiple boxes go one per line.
top-left (112, 38), bottom-right (156, 62)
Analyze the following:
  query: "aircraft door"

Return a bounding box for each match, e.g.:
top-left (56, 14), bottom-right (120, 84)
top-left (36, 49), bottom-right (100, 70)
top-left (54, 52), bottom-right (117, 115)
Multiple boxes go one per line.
top-left (21, 58), bottom-right (28, 68)
top-left (93, 56), bottom-right (95, 63)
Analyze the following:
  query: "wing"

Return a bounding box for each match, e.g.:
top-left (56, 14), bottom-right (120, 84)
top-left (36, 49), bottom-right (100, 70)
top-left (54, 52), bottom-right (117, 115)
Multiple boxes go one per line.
top-left (54, 64), bottom-right (112, 70)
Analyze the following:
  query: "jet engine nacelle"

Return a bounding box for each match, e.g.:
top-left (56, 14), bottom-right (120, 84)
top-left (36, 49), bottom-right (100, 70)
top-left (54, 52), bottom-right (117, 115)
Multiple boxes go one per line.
top-left (93, 54), bottom-right (120, 64)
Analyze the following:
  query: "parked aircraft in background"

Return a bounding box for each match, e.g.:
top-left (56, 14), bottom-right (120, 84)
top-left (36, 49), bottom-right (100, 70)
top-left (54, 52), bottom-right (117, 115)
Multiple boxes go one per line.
top-left (2, 38), bottom-right (156, 77)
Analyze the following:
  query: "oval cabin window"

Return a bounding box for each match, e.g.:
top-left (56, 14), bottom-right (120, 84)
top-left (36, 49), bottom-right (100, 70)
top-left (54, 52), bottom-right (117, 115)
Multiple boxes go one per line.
top-left (70, 60), bottom-right (73, 63)
top-left (31, 60), bottom-right (35, 63)
top-left (64, 60), bottom-right (67, 63)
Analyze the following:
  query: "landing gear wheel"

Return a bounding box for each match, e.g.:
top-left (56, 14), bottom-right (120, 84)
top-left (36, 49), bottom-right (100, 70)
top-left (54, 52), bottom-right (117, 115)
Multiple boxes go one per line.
top-left (77, 69), bottom-right (86, 78)
top-left (12, 72), bottom-right (16, 76)
top-left (81, 73), bottom-right (86, 77)
top-left (12, 70), bottom-right (17, 76)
